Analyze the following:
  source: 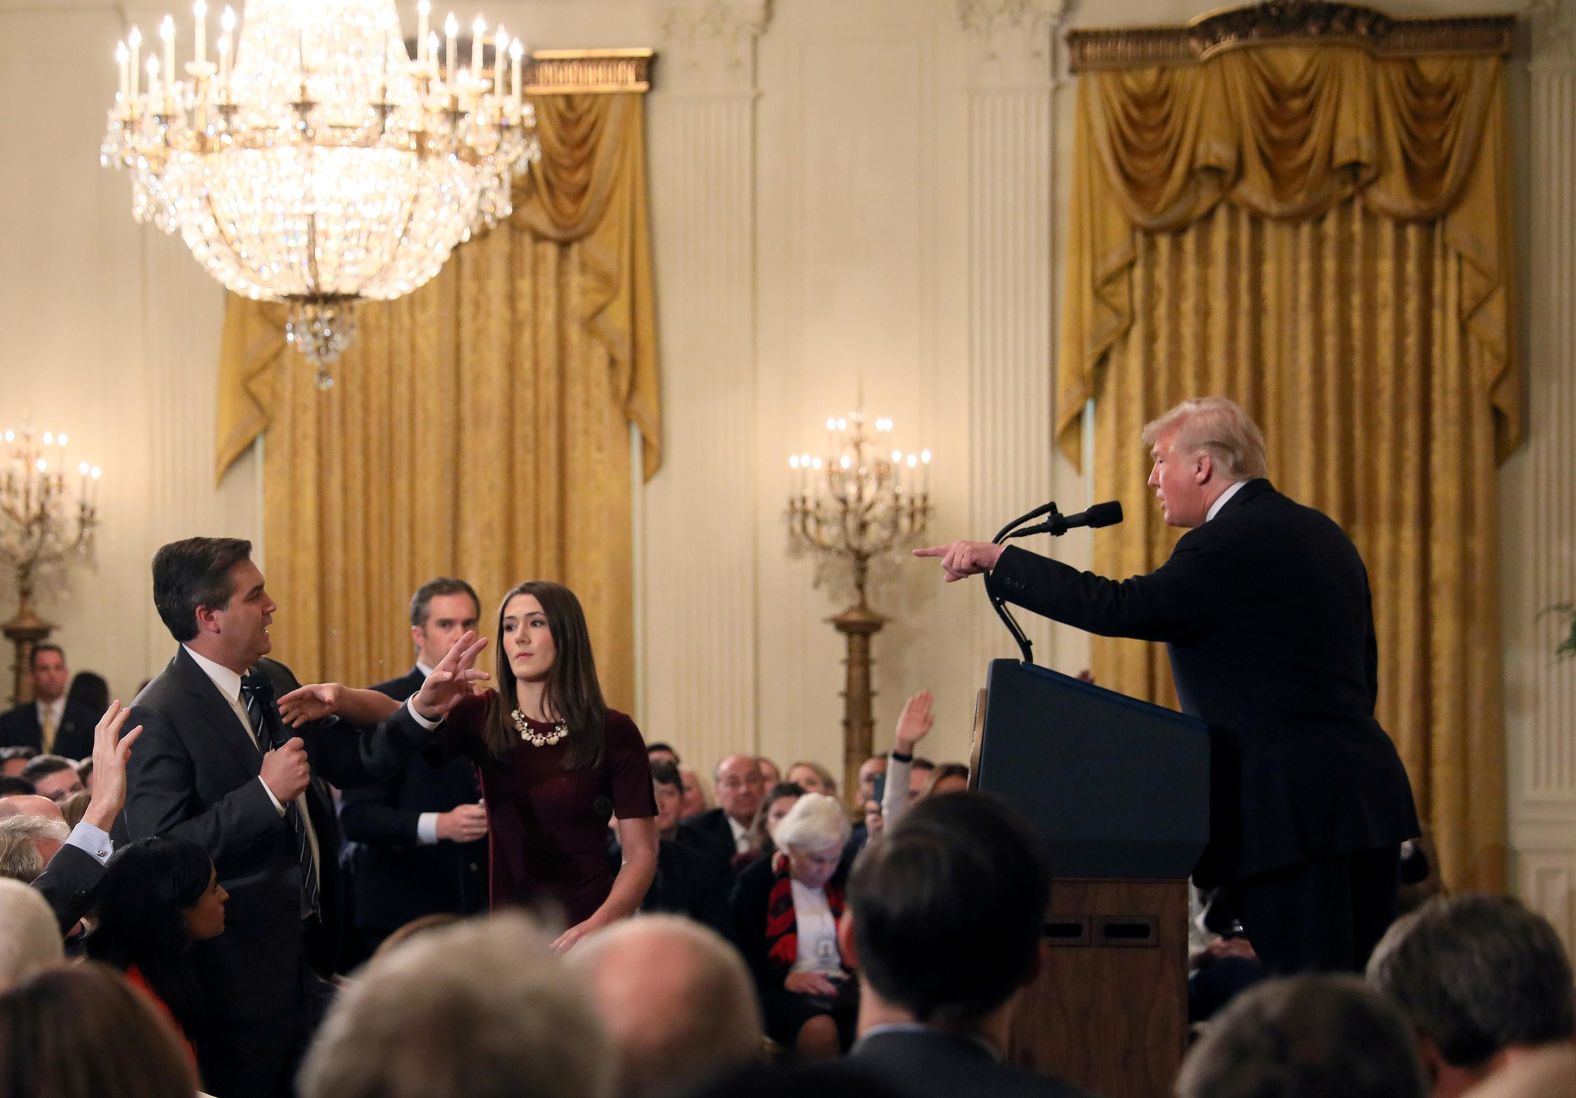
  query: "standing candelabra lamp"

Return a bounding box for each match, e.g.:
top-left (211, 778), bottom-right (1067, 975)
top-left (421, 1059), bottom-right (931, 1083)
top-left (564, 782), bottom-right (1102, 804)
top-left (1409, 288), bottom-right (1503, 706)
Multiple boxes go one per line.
top-left (786, 411), bottom-right (931, 803)
top-left (0, 426), bottom-right (101, 705)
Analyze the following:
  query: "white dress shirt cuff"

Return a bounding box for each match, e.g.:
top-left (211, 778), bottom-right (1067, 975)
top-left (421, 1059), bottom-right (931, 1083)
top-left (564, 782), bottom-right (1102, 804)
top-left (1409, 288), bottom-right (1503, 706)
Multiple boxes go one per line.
top-left (258, 776), bottom-right (287, 816)
top-left (65, 820), bottom-right (114, 866)
top-left (417, 812), bottom-right (440, 845)
top-left (406, 698), bottom-right (441, 730)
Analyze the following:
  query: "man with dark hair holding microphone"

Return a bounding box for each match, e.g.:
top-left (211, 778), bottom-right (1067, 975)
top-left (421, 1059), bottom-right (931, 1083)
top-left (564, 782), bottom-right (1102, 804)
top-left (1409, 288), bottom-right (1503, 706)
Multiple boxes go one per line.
top-left (915, 396), bottom-right (1419, 975)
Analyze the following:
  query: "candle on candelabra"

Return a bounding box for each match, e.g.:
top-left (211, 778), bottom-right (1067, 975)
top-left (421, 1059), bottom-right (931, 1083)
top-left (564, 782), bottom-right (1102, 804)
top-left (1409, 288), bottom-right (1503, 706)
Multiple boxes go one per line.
top-left (161, 17), bottom-right (176, 94)
top-left (129, 25), bottom-right (142, 100)
top-left (471, 16), bottom-right (485, 82)
top-left (117, 42), bottom-right (130, 102)
top-left (147, 56), bottom-right (162, 105)
top-left (194, 0), bottom-right (206, 66)
top-left (417, 0), bottom-right (430, 64)
top-left (509, 38), bottom-right (523, 107)
top-left (493, 27), bottom-right (507, 98)
top-left (444, 12), bottom-right (458, 88)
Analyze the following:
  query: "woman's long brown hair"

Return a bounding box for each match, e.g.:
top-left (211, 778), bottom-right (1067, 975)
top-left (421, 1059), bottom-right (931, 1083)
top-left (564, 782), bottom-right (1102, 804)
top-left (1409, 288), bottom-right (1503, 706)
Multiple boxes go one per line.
top-left (483, 581), bottom-right (607, 770)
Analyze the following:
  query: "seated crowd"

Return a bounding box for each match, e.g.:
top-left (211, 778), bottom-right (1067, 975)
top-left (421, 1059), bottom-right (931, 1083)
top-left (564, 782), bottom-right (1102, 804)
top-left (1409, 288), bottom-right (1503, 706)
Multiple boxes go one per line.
top-left (1, 641), bottom-right (1573, 1098)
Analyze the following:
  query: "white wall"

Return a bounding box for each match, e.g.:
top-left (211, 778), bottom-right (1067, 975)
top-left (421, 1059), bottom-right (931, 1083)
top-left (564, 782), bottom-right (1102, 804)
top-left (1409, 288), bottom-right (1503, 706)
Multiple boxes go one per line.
top-left (3, 0), bottom-right (1573, 943)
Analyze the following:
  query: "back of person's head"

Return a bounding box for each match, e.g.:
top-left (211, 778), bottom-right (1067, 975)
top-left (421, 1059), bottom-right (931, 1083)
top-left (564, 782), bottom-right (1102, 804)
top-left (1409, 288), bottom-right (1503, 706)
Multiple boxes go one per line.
top-left (65, 672), bottom-right (109, 716)
top-left (86, 838), bottom-right (214, 1028)
top-left (17, 755), bottom-right (73, 786)
top-left (151, 536), bottom-right (254, 642)
top-left (0, 778), bottom-right (33, 798)
top-left (0, 963), bottom-right (198, 1098)
top-left (1367, 895), bottom-right (1576, 1070)
top-left (650, 759), bottom-right (682, 790)
top-left (847, 792), bottom-right (1049, 1025)
top-left (0, 880), bottom-right (62, 991)
top-left (568, 915), bottom-right (762, 1097)
top-left (299, 912), bottom-right (613, 1098)
top-left (0, 816), bottom-right (68, 883)
top-left (1141, 396), bottom-right (1268, 480)
top-left (1177, 975), bottom-right (1427, 1098)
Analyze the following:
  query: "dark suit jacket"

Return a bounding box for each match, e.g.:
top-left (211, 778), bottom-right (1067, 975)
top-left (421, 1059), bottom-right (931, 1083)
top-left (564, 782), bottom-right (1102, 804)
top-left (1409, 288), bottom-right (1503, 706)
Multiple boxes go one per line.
top-left (681, 807), bottom-right (742, 866)
top-left (986, 478), bottom-right (1420, 885)
top-left (123, 648), bottom-right (430, 1022)
top-left (0, 699), bottom-right (98, 759)
top-left (32, 841), bottom-right (106, 934)
top-left (631, 836), bottom-right (732, 936)
top-left (338, 667), bottom-right (486, 931)
top-left (847, 1030), bottom-right (1095, 1098)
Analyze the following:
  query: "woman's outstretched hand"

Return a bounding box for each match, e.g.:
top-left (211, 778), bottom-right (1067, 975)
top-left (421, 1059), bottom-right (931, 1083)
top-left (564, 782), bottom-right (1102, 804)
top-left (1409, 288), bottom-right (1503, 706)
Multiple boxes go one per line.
top-left (412, 631), bottom-right (491, 722)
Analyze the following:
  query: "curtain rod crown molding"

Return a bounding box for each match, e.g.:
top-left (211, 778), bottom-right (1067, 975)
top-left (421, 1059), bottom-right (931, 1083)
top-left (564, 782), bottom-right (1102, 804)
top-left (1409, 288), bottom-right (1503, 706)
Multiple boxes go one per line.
top-left (1066, 0), bottom-right (1514, 70)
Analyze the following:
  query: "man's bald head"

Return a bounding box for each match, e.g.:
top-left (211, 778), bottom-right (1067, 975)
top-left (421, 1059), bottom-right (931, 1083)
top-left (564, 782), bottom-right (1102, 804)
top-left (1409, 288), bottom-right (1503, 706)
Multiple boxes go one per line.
top-left (568, 916), bottom-right (761, 1097)
top-left (0, 795), bottom-right (65, 822)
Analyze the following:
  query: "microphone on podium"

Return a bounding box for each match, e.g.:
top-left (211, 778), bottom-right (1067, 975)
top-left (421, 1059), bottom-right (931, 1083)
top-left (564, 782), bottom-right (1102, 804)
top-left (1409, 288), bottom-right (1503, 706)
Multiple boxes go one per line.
top-left (1005, 500), bottom-right (1123, 539)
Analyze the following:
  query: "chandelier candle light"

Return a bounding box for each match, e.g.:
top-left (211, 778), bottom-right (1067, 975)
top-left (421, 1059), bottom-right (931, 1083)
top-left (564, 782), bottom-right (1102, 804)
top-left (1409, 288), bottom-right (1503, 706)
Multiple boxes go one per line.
top-left (101, 0), bottom-right (541, 389)
top-left (786, 411), bottom-right (932, 803)
top-left (0, 427), bottom-right (101, 705)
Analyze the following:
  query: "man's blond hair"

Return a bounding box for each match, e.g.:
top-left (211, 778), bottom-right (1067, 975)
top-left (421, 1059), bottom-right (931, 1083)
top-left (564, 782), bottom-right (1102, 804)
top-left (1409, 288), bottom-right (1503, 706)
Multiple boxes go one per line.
top-left (1141, 397), bottom-right (1267, 481)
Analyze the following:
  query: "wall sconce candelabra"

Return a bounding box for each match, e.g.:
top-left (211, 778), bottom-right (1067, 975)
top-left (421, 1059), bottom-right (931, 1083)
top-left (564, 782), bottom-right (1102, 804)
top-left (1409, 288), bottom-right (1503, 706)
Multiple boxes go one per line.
top-left (786, 410), bottom-right (931, 803)
top-left (0, 426), bottom-right (101, 705)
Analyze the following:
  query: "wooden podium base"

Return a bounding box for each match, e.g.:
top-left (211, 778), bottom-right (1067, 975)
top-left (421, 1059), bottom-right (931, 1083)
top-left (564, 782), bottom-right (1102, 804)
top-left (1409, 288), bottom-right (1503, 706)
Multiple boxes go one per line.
top-left (1008, 878), bottom-right (1190, 1098)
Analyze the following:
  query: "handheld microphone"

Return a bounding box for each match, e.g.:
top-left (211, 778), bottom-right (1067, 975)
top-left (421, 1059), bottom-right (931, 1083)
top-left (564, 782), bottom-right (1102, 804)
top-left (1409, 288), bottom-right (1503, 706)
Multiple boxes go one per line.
top-left (1005, 500), bottom-right (1123, 539)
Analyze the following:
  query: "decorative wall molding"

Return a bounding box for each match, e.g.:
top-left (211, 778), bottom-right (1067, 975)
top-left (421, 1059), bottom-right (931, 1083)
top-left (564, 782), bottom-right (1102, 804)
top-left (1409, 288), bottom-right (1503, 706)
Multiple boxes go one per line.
top-left (528, 49), bottom-right (656, 94)
top-left (1529, 0), bottom-right (1576, 67)
top-left (655, 0), bottom-right (771, 95)
top-left (1067, 1), bottom-right (1513, 71)
top-left (958, 0), bottom-right (1066, 86)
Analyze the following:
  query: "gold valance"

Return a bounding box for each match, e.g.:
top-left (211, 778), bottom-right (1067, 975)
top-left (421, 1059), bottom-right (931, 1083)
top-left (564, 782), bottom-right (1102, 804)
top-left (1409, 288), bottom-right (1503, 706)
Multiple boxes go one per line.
top-left (1057, 37), bottom-right (1517, 467)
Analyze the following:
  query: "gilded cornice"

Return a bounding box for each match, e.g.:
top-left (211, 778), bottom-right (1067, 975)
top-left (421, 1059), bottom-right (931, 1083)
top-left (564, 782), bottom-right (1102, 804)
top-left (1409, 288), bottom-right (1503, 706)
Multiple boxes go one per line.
top-left (1067, 0), bottom-right (1514, 71)
top-left (526, 50), bottom-right (656, 94)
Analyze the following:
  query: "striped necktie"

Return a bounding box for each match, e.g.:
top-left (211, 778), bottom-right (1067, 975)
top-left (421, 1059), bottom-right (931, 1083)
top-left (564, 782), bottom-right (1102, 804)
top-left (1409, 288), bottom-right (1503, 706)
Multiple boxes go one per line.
top-left (240, 672), bottom-right (321, 919)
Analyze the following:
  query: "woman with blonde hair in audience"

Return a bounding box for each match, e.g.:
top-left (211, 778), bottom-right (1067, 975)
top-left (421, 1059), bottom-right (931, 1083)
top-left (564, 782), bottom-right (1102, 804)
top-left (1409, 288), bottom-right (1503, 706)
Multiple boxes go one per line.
top-left (85, 836), bottom-right (228, 1067)
top-left (731, 792), bottom-right (856, 1060)
top-left (0, 963), bottom-right (199, 1097)
top-left (785, 761), bottom-right (837, 798)
top-left (739, 781), bottom-right (805, 870)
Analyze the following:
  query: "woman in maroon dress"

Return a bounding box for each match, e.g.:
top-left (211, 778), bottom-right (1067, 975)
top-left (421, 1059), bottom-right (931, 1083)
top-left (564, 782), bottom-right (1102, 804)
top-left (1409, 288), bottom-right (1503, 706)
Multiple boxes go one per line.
top-left (437, 580), bottom-right (658, 949)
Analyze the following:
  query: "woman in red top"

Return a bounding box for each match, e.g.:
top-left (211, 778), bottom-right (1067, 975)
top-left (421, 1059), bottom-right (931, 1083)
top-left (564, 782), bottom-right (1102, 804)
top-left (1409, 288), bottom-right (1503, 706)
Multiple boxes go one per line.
top-left (85, 837), bottom-right (228, 1067)
top-left (435, 580), bottom-right (658, 951)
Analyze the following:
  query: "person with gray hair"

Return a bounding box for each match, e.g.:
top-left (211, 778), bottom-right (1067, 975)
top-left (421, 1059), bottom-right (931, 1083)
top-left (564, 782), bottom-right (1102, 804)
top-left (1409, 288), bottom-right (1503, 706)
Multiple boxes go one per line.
top-left (731, 792), bottom-right (856, 1060)
top-left (297, 912), bottom-right (613, 1098)
top-left (0, 878), bottom-right (63, 990)
top-left (916, 395), bottom-right (1419, 975)
top-left (0, 814), bottom-right (69, 882)
top-left (568, 914), bottom-right (763, 1097)
top-left (1176, 974), bottom-right (1427, 1098)
top-left (1365, 894), bottom-right (1576, 1098)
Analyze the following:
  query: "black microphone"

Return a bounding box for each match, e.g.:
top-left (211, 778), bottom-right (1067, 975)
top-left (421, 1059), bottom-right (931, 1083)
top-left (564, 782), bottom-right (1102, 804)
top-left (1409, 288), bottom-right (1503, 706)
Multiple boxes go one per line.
top-left (1005, 500), bottom-right (1123, 539)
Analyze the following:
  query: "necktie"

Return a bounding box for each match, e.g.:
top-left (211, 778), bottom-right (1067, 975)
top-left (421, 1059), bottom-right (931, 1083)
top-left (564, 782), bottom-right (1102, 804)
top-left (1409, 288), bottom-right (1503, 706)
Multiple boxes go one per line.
top-left (40, 707), bottom-right (57, 754)
top-left (240, 672), bottom-right (321, 919)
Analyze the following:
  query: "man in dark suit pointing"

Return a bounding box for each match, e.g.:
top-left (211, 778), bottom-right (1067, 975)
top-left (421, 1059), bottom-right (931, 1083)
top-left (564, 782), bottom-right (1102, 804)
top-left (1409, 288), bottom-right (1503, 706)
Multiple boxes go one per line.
top-left (916, 396), bottom-right (1419, 975)
top-left (124, 537), bottom-right (485, 1098)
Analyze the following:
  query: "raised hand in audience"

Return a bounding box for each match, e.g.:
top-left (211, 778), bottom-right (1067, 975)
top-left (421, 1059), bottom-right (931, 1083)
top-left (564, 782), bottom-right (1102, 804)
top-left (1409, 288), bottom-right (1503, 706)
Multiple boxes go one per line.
top-left (893, 689), bottom-right (934, 756)
top-left (411, 630), bottom-right (491, 722)
top-left (278, 682), bottom-right (401, 727)
top-left (82, 701), bottom-right (143, 833)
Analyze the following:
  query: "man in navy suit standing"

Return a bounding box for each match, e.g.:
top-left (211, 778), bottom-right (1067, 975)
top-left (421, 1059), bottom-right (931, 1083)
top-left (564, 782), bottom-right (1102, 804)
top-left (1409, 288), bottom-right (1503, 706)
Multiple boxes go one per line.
top-left (916, 397), bottom-right (1419, 975)
top-left (340, 577), bottom-right (489, 955)
top-left (124, 538), bottom-right (485, 1098)
top-left (0, 644), bottom-right (97, 759)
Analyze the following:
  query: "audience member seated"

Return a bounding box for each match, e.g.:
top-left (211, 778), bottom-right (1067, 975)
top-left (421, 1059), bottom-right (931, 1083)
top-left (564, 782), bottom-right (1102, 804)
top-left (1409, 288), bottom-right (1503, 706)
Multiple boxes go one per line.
top-left (845, 754), bottom-right (888, 857)
top-left (732, 792), bottom-right (857, 1061)
top-left (686, 754), bottom-right (767, 865)
top-left (1188, 888), bottom-right (1262, 1023)
top-left (0, 644), bottom-right (96, 758)
top-left (679, 767), bottom-right (710, 819)
top-left (569, 914), bottom-right (763, 1097)
top-left (647, 742), bottom-right (681, 767)
top-left (17, 754), bottom-right (83, 802)
top-left (0, 878), bottom-right (62, 990)
top-left (86, 836), bottom-right (230, 1067)
top-left (1176, 975), bottom-right (1427, 1098)
top-left (0, 746), bottom-right (34, 778)
top-left (0, 963), bottom-right (200, 1098)
top-left (919, 763), bottom-right (968, 798)
top-left (66, 670), bottom-right (110, 717)
top-left (59, 788), bottom-right (91, 829)
top-left (786, 761), bottom-right (837, 798)
top-left (758, 757), bottom-right (783, 786)
top-left (634, 762), bottom-right (731, 935)
top-left (0, 814), bottom-right (68, 882)
top-left (1366, 895), bottom-right (1576, 1098)
top-left (839, 792), bottom-right (1093, 1098)
top-left (0, 776), bottom-right (33, 797)
top-left (297, 912), bottom-right (613, 1098)
top-left (738, 781), bottom-right (805, 870)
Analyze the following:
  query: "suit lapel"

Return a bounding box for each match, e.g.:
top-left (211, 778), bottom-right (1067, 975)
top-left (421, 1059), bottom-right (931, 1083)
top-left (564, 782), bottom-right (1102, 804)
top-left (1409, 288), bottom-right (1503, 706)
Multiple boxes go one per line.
top-left (172, 649), bottom-right (263, 777)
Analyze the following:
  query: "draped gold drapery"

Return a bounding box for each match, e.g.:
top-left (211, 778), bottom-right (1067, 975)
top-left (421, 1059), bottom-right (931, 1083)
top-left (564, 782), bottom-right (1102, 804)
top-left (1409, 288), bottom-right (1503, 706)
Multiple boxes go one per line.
top-left (1060, 46), bottom-right (1516, 892)
top-left (213, 93), bottom-right (660, 707)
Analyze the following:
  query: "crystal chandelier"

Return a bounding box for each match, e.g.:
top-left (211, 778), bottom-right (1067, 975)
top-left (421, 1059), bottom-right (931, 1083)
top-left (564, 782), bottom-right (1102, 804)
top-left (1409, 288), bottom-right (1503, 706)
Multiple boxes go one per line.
top-left (101, 0), bottom-right (540, 388)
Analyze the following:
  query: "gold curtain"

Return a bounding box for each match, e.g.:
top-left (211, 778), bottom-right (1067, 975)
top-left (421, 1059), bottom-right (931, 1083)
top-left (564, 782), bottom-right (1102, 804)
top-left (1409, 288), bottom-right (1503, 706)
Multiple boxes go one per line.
top-left (212, 93), bottom-right (660, 709)
top-left (1060, 47), bottom-right (1516, 892)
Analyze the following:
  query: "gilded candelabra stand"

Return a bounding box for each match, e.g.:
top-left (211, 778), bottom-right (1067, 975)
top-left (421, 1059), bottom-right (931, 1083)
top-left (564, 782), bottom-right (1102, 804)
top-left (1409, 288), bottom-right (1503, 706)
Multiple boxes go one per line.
top-left (787, 411), bottom-right (931, 803)
top-left (0, 426), bottom-right (100, 705)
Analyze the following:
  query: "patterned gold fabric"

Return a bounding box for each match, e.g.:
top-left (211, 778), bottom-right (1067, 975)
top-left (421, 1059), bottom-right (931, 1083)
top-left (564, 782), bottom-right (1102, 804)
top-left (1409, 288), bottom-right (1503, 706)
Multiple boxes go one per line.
top-left (213, 93), bottom-right (659, 710)
top-left (1061, 47), bottom-right (1515, 892)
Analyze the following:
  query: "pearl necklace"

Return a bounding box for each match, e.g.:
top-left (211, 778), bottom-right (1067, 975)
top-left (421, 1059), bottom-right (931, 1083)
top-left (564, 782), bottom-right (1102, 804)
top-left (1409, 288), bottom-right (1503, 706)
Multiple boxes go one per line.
top-left (511, 709), bottom-right (569, 747)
